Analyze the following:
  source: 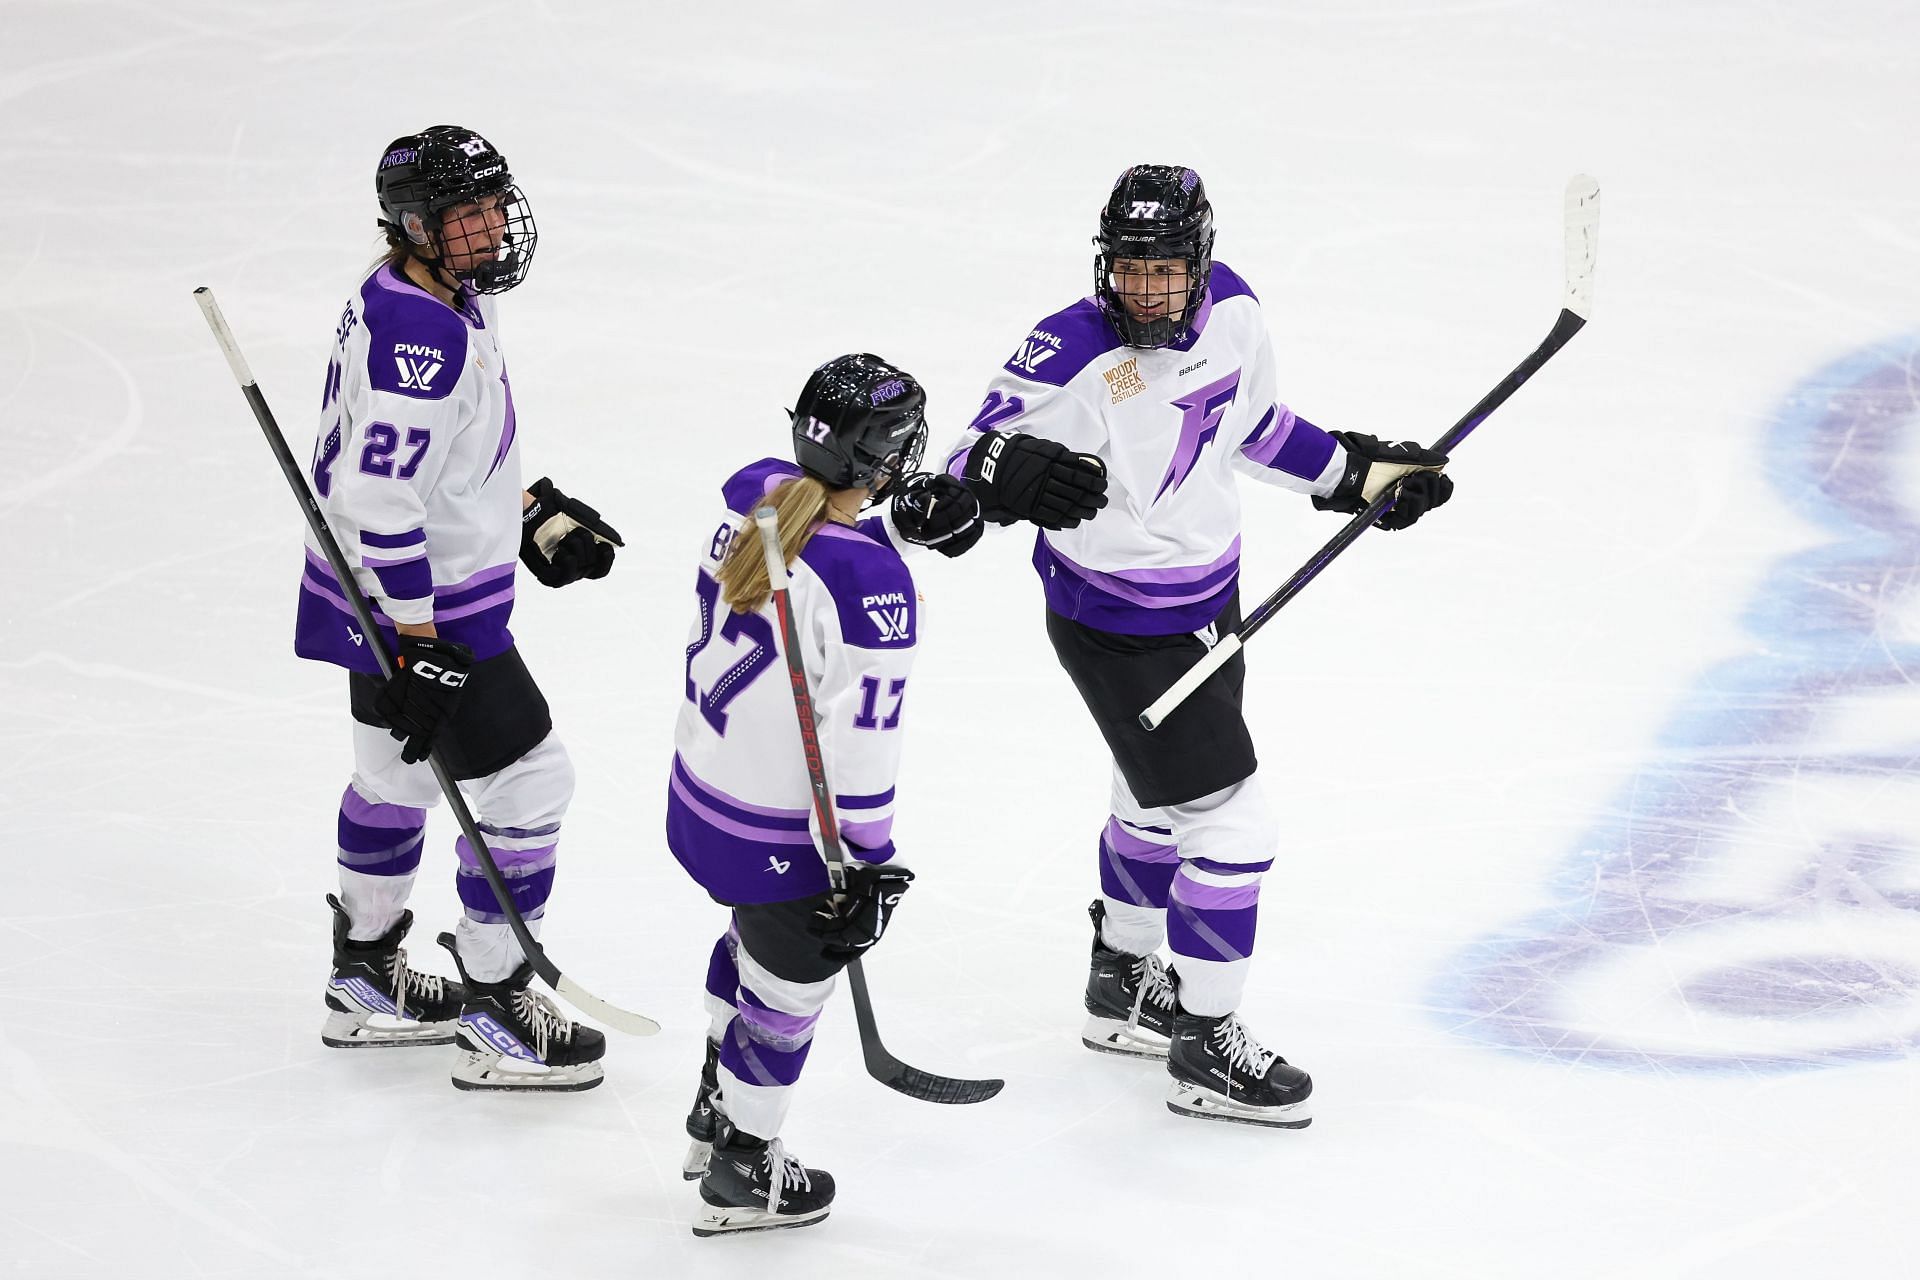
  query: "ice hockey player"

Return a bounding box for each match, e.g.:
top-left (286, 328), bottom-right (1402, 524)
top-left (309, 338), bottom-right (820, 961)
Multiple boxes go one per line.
top-left (297, 125), bottom-right (619, 1091)
top-left (669, 353), bottom-right (981, 1235)
top-left (944, 165), bottom-right (1455, 1127)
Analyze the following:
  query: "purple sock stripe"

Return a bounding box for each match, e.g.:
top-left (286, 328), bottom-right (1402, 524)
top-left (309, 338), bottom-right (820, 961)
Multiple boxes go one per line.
top-left (1101, 836), bottom-right (1177, 909)
top-left (704, 934), bottom-right (738, 1004)
top-left (337, 813), bottom-right (425, 858)
top-left (456, 864), bottom-right (554, 917)
top-left (1118, 819), bottom-right (1174, 837)
top-left (460, 903), bottom-right (547, 925)
top-left (336, 831), bottom-right (425, 876)
top-left (339, 786), bottom-right (426, 830)
top-left (723, 1018), bottom-right (813, 1087)
top-left (736, 991), bottom-right (821, 1051)
top-left (1186, 855), bottom-right (1274, 876)
top-left (1104, 817), bottom-right (1179, 862)
top-left (1169, 896), bottom-right (1256, 962)
top-left (1171, 871), bottom-right (1263, 912)
top-left (454, 835), bottom-right (557, 873)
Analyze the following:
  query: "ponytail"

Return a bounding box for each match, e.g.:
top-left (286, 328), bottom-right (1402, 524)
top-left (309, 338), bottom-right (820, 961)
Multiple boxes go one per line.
top-left (716, 475), bottom-right (832, 613)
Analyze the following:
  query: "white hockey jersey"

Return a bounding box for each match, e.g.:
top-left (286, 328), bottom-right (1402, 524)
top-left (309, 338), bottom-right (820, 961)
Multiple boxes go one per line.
top-left (667, 459), bottom-right (917, 905)
top-left (294, 261), bottom-right (523, 672)
top-left (943, 261), bottom-right (1346, 635)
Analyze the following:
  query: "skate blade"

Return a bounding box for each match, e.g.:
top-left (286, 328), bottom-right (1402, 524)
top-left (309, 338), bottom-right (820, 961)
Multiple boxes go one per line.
top-left (321, 1010), bottom-right (455, 1049)
top-left (450, 1049), bottom-right (605, 1093)
top-left (691, 1204), bottom-right (830, 1237)
top-left (682, 1140), bottom-right (712, 1180)
top-left (1165, 1079), bottom-right (1312, 1129)
top-left (1081, 1014), bottom-right (1170, 1060)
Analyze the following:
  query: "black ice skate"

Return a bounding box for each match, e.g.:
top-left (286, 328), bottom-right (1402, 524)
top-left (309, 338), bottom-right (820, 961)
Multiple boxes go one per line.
top-left (692, 1119), bottom-right (834, 1237)
top-left (1165, 1005), bottom-right (1313, 1129)
top-left (321, 894), bottom-right (464, 1048)
top-left (682, 1036), bottom-right (721, 1180)
top-left (436, 933), bottom-right (606, 1092)
top-left (1082, 899), bottom-right (1177, 1059)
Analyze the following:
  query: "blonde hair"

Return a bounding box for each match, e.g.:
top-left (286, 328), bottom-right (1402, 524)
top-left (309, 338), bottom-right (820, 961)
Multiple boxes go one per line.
top-left (716, 475), bottom-right (833, 613)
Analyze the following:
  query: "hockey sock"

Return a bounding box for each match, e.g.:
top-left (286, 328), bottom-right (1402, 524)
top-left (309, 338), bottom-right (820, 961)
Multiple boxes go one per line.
top-left (335, 783), bottom-right (426, 941)
top-left (1098, 817), bottom-right (1178, 954)
top-left (1166, 859), bottom-right (1265, 1016)
top-left (704, 926), bottom-right (741, 1042)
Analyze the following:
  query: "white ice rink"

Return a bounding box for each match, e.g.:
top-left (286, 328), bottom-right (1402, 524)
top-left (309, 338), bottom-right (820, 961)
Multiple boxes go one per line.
top-left (5, 2), bottom-right (1918, 1276)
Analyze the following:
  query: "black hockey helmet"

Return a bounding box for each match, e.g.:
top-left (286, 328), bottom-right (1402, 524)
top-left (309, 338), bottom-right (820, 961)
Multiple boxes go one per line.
top-left (1093, 164), bottom-right (1215, 348)
top-left (375, 126), bottom-right (537, 294)
top-left (790, 354), bottom-right (928, 495)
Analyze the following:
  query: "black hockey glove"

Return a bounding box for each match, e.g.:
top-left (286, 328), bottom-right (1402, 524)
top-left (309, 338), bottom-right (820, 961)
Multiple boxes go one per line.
top-left (891, 472), bottom-right (984, 558)
top-left (521, 477), bottom-right (625, 587)
top-left (1311, 431), bottom-right (1454, 531)
top-left (811, 862), bottom-right (916, 957)
top-left (371, 635), bottom-right (474, 765)
top-left (962, 431), bottom-right (1108, 530)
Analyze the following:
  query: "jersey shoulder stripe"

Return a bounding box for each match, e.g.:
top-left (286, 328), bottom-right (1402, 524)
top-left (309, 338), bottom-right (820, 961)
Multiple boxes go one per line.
top-left (1002, 297), bottom-right (1124, 388)
top-left (358, 265), bottom-right (471, 402)
top-left (798, 524), bottom-right (915, 651)
top-left (1207, 259), bottom-right (1259, 306)
top-left (721, 457), bottom-right (804, 515)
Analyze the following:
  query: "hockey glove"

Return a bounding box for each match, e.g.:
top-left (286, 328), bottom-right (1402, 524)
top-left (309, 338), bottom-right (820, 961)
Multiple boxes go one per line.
top-left (371, 636), bottom-right (474, 765)
top-left (1311, 432), bottom-right (1454, 531)
top-left (521, 477), bottom-right (625, 587)
top-left (811, 862), bottom-right (916, 957)
top-left (962, 431), bottom-right (1108, 530)
top-left (891, 472), bottom-right (984, 558)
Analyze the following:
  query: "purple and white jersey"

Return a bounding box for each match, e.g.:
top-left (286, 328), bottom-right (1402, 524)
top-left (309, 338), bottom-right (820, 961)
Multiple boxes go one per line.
top-left (944, 261), bottom-right (1345, 635)
top-left (294, 262), bottom-right (522, 672)
top-left (668, 459), bottom-right (918, 905)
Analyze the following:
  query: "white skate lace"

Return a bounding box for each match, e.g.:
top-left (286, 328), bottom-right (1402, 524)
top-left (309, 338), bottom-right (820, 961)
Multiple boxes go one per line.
top-left (509, 987), bottom-right (573, 1058)
top-left (1214, 1015), bottom-right (1277, 1078)
top-left (385, 948), bottom-right (444, 1021)
top-left (1128, 954), bottom-right (1176, 1028)
top-left (760, 1139), bottom-right (811, 1215)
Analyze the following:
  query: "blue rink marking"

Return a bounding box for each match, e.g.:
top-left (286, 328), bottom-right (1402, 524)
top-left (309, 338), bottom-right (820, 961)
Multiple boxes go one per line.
top-left (1432, 337), bottom-right (1920, 1072)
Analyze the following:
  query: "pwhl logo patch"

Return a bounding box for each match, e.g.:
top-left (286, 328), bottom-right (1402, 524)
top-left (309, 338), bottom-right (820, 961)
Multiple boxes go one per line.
top-left (394, 343), bottom-right (444, 392)
top-left (1009, 329), bottom-right (1062, 376)
top-left (863, 591), bottom-right (911, 642)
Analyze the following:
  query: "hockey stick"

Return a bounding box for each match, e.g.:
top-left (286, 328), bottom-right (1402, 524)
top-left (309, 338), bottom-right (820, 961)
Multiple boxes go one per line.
top-left (752, 506), bottom-right (1004, 1105)
top-left (1139, 175), bottom-right (1601, 731)
top-left (193, 286), bottom-right (660, 1036)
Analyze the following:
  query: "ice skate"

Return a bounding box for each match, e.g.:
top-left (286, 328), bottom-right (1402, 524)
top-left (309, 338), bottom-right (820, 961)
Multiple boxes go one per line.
top-left (437, 933), bottom-right (606, 1092)
top-left (692, 1119), bottom-right (834, 1237)
top-left (1081, 899), bottom-right (1177, 1059)
top-left (1165, 1006), bottom-right (1312, 1128)
top-left (321, 894), bottom-right (464, 1048)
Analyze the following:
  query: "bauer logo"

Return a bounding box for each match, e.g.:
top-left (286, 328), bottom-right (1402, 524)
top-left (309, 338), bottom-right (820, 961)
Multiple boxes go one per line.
top-left (870, 378), bottom-right (906, 405)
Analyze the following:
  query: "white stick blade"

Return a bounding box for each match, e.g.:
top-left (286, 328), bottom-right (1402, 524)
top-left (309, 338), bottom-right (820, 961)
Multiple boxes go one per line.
top-left (1563, 175), bottom-right (1601, 320)
top-left (192, 287), bottom-right (259, 387)
top-left (553, 976), bottom-right (661, 1036)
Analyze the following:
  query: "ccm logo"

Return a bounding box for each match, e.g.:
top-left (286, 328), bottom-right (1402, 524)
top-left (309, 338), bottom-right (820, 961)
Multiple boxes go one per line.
top-left (979, 433), bottom-right (1007, 483)
top-left (410, 661), bottom-right (467, 688)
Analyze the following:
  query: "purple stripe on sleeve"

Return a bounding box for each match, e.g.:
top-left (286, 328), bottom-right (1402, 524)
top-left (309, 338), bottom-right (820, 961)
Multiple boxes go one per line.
top-left (1244, 410), bottom-right (1337, 481)
top-left (361, 550), bottom-right (427, 569)
top-left (836, 787), bottom-right (895, 811)
top-left (434, 584), bottom-right (514, 621)
top-left (839, 816), bottom-right (894, 850)
top-left (438, 562), bottom-right (516, 603)
top-left (362, 528), bottom-right (426, 550)
top-left (371, 558), bottom-right (434, 603)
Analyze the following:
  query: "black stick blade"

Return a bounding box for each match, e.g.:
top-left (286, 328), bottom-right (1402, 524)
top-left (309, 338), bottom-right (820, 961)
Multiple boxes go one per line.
top-left (869, 1053), bottom-right (1006, 1105)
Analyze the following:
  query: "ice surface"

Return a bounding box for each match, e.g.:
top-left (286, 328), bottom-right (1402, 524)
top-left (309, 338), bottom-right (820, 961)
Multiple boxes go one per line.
top-left (3, 3), bottom-right (1917, 1276)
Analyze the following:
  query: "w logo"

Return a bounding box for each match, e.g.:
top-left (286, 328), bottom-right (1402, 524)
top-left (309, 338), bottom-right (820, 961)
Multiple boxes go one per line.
top-left (394, 356), bottom-right (443, 391)
top-left (1009, 340), bottom-right (1057, 376)
top-left (866, 607), bottom-right (911, 643)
